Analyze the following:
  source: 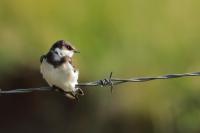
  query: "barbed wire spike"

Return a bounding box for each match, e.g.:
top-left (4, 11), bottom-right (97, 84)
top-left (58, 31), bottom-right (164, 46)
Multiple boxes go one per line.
top-left (109, 72), bottom-right (114, 93)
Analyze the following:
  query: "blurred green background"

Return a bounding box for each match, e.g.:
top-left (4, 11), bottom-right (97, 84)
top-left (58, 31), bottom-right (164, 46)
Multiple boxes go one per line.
top-left (0, 0), bottom-right (200, 133)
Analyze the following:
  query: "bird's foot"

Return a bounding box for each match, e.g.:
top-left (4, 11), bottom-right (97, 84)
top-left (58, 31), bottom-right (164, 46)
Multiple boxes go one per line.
top-left (71, 88), bottom-right (84, 101)
top-left (52, 86), bottom-right (83, 101)
top-left (75, 88), bottom-right (84, 96)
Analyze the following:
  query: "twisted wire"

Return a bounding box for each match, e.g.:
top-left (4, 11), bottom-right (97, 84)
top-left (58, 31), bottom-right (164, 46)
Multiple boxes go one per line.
top-left (1, 71), bottom-right (200, 94)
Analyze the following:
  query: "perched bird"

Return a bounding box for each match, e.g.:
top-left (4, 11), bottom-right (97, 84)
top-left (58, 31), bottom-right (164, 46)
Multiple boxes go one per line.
top-left (40, 40), bottom-right (84, 100)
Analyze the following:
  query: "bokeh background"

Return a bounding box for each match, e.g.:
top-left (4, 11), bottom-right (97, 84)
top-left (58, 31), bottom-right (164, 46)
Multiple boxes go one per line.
top-left (0, 0), bottom-right (200, 133)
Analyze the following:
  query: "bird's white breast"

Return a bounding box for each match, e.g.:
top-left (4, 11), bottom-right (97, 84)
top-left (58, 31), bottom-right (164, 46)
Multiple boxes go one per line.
top-left (40, 59), bottom-right (78, 92)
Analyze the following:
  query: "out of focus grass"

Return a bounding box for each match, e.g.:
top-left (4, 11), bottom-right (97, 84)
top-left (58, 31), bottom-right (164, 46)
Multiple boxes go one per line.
top-left (0, 0), bottom-right (200, 133)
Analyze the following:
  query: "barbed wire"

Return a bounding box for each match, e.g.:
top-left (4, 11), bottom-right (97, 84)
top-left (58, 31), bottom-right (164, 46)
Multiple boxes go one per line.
top-left (1, 71), bottom-right (200, 94)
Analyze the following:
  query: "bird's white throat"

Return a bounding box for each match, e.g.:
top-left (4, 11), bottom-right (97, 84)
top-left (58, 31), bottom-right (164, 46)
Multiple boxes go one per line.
top-left (55, 48), bottom-right (74, 58)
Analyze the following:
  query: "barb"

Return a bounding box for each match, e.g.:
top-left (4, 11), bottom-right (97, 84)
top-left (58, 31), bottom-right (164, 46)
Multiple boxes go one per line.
top-left (1, 71), bottom-right (200, 94)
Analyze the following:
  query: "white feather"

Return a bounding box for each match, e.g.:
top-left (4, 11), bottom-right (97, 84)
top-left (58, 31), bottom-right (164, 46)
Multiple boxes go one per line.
top-left (54, 48), bottom-right (74, 58)
top-left (40, 59), bottom-right (78, 92)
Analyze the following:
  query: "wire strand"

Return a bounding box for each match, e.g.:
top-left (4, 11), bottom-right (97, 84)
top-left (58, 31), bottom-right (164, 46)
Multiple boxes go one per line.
top-left (1, 71), bottom-right (200, 94)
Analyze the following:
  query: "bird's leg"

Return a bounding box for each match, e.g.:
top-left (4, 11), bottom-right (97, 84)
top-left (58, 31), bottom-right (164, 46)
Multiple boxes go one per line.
top-left (75, 88), bottom-right (84, 96)
top-left (70, 88), bottom-right (84, 101)
top-left (73, 92), bottom-right (80, 101)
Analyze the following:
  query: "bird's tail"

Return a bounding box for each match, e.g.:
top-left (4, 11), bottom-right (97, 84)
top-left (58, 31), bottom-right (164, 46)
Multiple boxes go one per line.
top-left (65, 93), bottom-right (76, 99)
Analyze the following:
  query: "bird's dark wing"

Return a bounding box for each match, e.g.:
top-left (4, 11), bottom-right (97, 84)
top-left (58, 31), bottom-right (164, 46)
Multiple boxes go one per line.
top-left (45, 51), bottom-right (62, 68)
top-left (40, 55), bottom-right (46, 63)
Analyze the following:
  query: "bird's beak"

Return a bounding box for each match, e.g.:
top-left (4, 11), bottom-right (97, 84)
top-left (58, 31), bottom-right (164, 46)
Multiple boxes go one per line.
top-left (74, 49), bottom-right (80, 53)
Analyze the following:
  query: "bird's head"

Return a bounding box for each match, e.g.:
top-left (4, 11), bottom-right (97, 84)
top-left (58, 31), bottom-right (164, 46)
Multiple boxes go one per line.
top-left (50, 40), bottom-right (79, 58)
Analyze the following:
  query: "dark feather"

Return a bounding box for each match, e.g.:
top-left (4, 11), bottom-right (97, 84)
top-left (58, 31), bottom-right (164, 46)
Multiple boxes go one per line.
top-left (40, 55), bottom-right (46, 63)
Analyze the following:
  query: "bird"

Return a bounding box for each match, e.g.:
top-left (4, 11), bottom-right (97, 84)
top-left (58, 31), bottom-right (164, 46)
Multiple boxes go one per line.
top-left (40, 40), bottom-right (84, 100)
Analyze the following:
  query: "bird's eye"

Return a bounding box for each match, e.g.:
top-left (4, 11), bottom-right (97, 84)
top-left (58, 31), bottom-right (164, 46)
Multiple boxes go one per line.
top-left (66, 45), bottom-right (72, 50)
